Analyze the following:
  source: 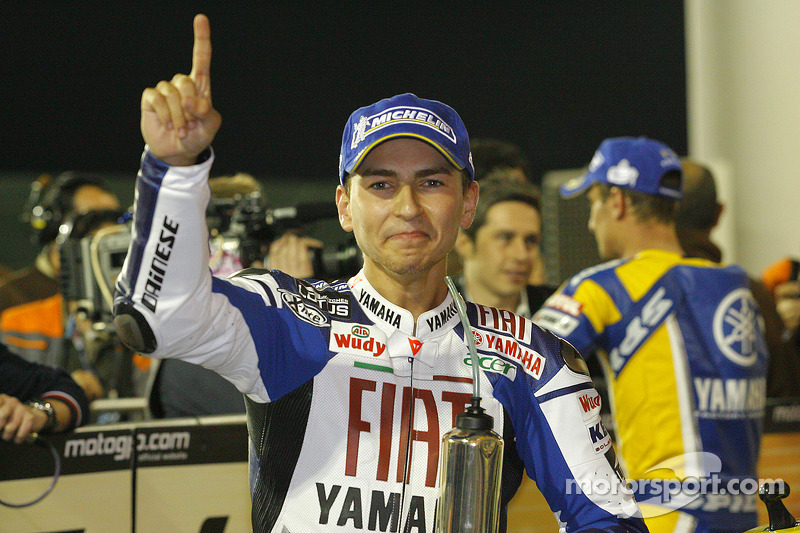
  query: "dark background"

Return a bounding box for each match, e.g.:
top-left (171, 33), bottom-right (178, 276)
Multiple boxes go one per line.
top-left (0, 2), bottom-right (686, 270)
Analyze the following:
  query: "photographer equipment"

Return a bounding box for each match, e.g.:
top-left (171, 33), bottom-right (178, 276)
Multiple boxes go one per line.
top-left (208, 191), bottom-right (361, 280)
top-left (436, 277), bottom-right (503, 533)
top-left (22, 172), bottom-right (114, 247)
top-left (59, 212), bottom-right (131, 330)
top-left (60, 211), bottom-right (145, 406)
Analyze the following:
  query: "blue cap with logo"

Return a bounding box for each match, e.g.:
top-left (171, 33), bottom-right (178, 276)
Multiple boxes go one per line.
top-left (339, 93), bottom-right (474, 185)
top-left (560, 136), bottom-right (683, 200)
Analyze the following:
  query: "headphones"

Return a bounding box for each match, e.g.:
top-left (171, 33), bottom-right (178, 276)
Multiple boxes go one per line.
top-left (23, 172), bottom-right (109, 247)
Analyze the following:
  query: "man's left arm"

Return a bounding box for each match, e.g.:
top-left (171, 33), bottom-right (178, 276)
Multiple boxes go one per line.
top-left (502, 338), bottom-right (646, 531)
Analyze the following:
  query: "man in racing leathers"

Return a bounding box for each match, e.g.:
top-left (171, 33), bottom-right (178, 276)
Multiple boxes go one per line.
top-left (533, 137), bottom-right (768, 533)
top-left (113, 14), bottom-right (647, 532)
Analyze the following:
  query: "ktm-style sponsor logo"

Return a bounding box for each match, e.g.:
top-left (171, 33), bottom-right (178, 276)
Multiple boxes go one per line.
top-left (588, 421), bottom-right (612, 454)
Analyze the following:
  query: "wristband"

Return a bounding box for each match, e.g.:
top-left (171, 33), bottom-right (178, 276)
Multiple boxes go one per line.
top-left (26, 399), bottom-right (57, 433)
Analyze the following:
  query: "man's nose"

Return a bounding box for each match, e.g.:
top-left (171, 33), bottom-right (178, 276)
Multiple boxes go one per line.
top-left (394, 185), bottom-right (423, 219)
top-left (509, 238), bottom-right (532, 262)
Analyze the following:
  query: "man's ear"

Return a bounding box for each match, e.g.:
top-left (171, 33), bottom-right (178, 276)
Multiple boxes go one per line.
top-left (609, 186), bottom-right (626, 220)
top-left (713, 202), bottom-right (724, 228)
top-left (454, 231), bottom-right (474, 260)
top-left (335, 185), bottom-right (353, 232)
top-left (460, 180), bottom-right (479, 229)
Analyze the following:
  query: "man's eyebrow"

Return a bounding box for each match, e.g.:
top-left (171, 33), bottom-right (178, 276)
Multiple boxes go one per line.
top-left (358, 167), bottom-right (396, 178)
top-left (357, 165), bottom-right (455, 179)
top-left (415, 166), bottom-right (455, 178)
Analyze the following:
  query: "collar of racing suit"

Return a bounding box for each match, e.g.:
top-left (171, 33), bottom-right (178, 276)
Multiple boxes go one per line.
top-left (348, 270), bottom-right (465, 379)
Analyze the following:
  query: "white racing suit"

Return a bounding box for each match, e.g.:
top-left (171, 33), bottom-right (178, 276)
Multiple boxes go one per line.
top-left (113, 149), bottom-right (648, 532)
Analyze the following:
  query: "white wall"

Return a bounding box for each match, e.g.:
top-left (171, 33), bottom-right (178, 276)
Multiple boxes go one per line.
top-left (685, 0), bottom-right (800, 276)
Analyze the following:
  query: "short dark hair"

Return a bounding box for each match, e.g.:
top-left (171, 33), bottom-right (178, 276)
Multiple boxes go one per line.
top-left (676, 161), bottom-right (718, 230)
top-left (469, 138), bottom-right (532, 182)
top-left (463, 176), bottom-right (541, 239)
top-left (596, 170), bottom-right (681, 224)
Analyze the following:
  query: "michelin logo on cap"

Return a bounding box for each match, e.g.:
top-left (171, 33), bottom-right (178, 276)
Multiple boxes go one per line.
top-left (351, 106), bottom-right (457, 149)
top-left (339, 93), bottom-right (474, 185)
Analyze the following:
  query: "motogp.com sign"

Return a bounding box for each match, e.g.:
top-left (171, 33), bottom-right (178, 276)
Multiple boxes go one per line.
top-left (565, 452), bottom-right (778, 517)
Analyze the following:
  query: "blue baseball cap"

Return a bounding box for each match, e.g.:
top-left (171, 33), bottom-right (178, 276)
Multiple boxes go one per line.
top-left (560, 136), bottom-right (683, 200)
top-left (338, 93), bottom-right (474, 185)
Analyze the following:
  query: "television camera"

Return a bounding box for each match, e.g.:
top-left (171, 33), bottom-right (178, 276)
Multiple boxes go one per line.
top-left (207, 190), bottom-right (361, 280)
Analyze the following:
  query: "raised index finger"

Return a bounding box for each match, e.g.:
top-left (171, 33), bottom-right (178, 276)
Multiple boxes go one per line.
top-left (190, 13), bottom-right (212, 98)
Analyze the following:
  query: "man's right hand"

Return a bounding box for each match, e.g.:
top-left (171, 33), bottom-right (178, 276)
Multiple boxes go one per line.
top-left (140, 14), bottom-right (221, 166)
top-left (268, 234), bottom-right (324, 279)
top-left (0, 394), bottom-right (45, 444)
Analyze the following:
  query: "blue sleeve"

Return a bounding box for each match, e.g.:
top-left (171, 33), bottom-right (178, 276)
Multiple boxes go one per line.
top-left (0, 342), bottom-right (91, 430)
top-left (210, 275), bottom-right (333, 401)
top-left (489, 334), bottom-right (647, 532)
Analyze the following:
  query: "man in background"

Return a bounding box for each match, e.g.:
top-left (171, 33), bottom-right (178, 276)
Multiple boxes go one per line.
top-left (454, 176), bottom-right (555, 316)
top-left (470, 137), bottom-right (535, 185)
top-left (534, 137), bottom-right (768, 532)
top-left (677, 159), bottom-right (797, 398)
top-left (453, 175), bottom-right (560, 528)
top-left (450, 139), bottom-right (547, 284)
top-left (1, 341), bottom-right (90, 443)
top-left (0, 172), bottom-right (120, 369)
